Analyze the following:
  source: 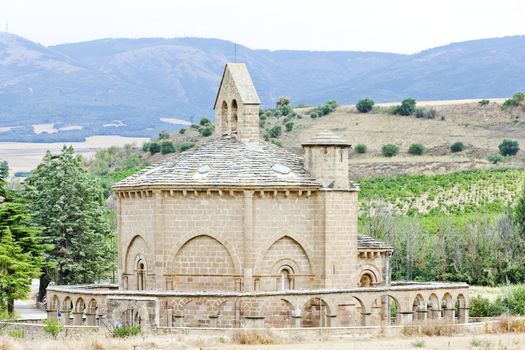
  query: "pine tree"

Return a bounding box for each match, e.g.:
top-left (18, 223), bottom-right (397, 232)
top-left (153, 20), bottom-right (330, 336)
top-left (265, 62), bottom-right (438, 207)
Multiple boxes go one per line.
top-left (24, 146), bottom-right (116, 300)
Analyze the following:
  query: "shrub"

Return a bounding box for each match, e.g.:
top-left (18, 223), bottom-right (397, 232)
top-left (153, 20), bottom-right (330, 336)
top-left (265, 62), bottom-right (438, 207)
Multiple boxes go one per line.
top-left (147, 141), bottom-right (161, 154)
top-left (414, 107), bottom-right (425, 118)
top-left (43, 320), bottom-right (63, 339)
top-left (285, 121), bottom-right (294, 132)
top-left (160, 140), bottom-right (176, 154)
top-left (487, 154), bottom-right (505, 164)
top-left (502, 92), bottom-right (525, 110)
top-left (113, 325), bottom-right (141, 338)
top-left (356, 98), bottom-right (375, 113)
top-left (479, 99), bottom-right (490, 106)
top-left (178, 128), bottom-right (186, 134)
top-left (276, 96), bottom-right (290, 106)
top-left (178, 142), bottom-right (196, 152)
top-left (142, 142), bottom-right (150, 152)
top-left (450, 141), bottom-right (465, 153)
top-left (469, 295), bottom-right (505, 317)
top-left (199, 117), bottom-right (211, 126)
top-left (199, 125), bottom-right (214, 137)
top-left (499, 139), bottom-right (520, 156)
top-left (412, 340), bottom-right (425, 348)
top-left (158, 130), bottom-right (170, 139)
top-left (269, 125), bottom-right (282, 138)
top-left (355, 144), bottom-right (367, 154)
top-left (382, 144), bottom-right (400, 157)
top-left (307, 100), bottom-right (337, 118)
top-left (233, 330), bottom-right (275, 345)
top-left (408, 143), bottom-right (425, 155)
top-left (394, 98), bottom-right (417, 116)
top-left (501, 285), bottom-right (525, 315)
top-left (271, 140), bottom-right (283, 147)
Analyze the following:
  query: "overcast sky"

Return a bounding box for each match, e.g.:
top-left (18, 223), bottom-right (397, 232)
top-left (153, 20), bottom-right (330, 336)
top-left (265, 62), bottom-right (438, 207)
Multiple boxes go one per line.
top-left (1, 0), bottom-right (524, 54)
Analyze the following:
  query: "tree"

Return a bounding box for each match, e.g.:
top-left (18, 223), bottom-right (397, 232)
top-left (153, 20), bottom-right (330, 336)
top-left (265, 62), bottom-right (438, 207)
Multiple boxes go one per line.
top-left (0, 161), bottom-right (7, 179)
top-left (160, 140), bottom-right (176, 154)
top-left (499, 139), bottom-right (520, 156)
top-left (269, 125), bottom-right (282, 138)
top-left (148, 141), bottom-right (161, 154)
top-left (276, 96), bottom-right (290, 106)
top-left (0, 168), bottom-right (46, 313)
top-left (158, 131), bottom-right (170, 140)
top-left (199, 117), bottom-right (211, 126)
top-left (502, 92), bottom-right (525, 110)
top-left (356, 99), bottom-right (375, 113)
top-left (450, 141), bottom-right (465, 153)
top-left (24, 146), bottom-right (115, 301)
top-left (285, 121), bottom-right (294, 132)
top-left (408, 144), bottom-right (425, 155)
top-left (381, 144), bottom-right (400, 157)
top-left (355, 144), bottom-right (367, 154)
top-left (395, 98), bottom-right (416, 116)
top-left (199, 125), bottom-right (214, 137)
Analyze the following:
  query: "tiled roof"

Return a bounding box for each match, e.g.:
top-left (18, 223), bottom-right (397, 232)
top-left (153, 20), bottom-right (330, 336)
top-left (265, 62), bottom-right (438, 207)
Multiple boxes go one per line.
top-left (358, 235), bottom-right (393, 250)
top-left (113, 136), bottom-right (320, 189)
top-left (302, 130), bottom-right (351, 147)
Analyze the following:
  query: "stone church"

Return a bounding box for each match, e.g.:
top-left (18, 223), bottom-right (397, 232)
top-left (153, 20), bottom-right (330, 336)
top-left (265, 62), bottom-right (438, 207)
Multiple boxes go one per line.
top-left (47, 64), bottom-right (468, 329)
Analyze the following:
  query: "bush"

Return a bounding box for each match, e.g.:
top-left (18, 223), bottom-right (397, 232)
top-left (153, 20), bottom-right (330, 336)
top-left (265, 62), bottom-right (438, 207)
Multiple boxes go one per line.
top-left (199, 117), bottom-right (211, 126)
top-left (502, 92), bottom-right (525, 110)
top-left (199, 125), bottom-right (214, 137)
top-left (394, 98), bottom-right (417, 116)
top-left (487, 154), bottom-right (505, 164)
top-left (501, 285), bottom-right (525, 315)
top-left (276, 96), bottom-right (290, 106)
top-left (234, 330), bottom-right (275, 345)
top-left (414, 107), bottom-right (425, 118)
top-left (408, 143), bottom-right (425, 155)
top-left (160, 140), bottom-right (176, 154)
top-left (382, 144), bottom-right (400, 157)
top-left (142, 142), bottom-right (150, 152)
top-left (479, 99), bottom-right (490, 106)
top-left (307, 100), bottom-right (337, 118)
top-left (158, 130), bottom-right (170, 139)
top-left (43, 320), bottom-right (63, 339)
top-left (178, 128), bottom-right (186, 134)
top-left (469, 295), bottom-right (505, 317)
top-left (271, 140), bottom-right (283, 147)
top-left (269, 125), bottom-right (282, 138)
top-left (285, 121), bottom-right (294, 132)
top-left (178, 142), bottom-right (196, 152)
top-left (356, 98), bottom-right (375, 113)
top-left (450, 141), bottom-right (465, 153)
top-left (355, 144), bottom-right (367, 154)
top-left (499, 139), bottom-right (520, 156)
top-left (113, 325), bottom-right (141, 338)
top-left (147, 141), bottom-right (161, 154)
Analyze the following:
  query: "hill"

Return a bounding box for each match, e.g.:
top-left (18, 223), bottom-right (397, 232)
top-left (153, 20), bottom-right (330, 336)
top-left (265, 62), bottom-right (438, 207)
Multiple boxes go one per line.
top-left (1, 33), bottom-right (525, 141)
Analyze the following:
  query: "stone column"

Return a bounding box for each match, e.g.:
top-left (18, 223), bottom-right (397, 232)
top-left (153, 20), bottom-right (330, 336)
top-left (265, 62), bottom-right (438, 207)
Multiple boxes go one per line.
top-left (443, 308), bottom-right (455, 320)
top-left (399, 312), bottom-right (413, 325)
top-left (417, 309), bottom-right (428, 321)
top-left (209, 315), bottom-right (219, 328)
top-left (174, 315), bottom-right (184, 327)
top-left (166, 309), bottom-right (173, 327)
top-left (47, 310), bottom-right (58, 322)
top-left (361, 312), bottom-right (371, 326)
top-left (117, 192), bottom-right (123, 288)
top-left (431, 309), bottom-right (442, 320)
top-left (243, 190), bottom-right (254, 291)
top-left (326, 315), bottom-right (337, 327)
top-left (291, 316), bottom-right (302, 328)
top-left (153, 190), bottom-right (164, 290)
top-left (60, 310), bottom-right (71, 326)
top-left (72, 312), bottom-right (84, 325)
top-left (458, 307), bottom-right (468, 323)
top-left (85, 313), bottom-right (96, 326)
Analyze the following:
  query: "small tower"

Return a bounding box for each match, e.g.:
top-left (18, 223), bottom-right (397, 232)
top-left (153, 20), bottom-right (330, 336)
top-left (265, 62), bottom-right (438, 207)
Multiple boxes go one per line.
top-left (302, 131), bottom-right (352, 189)
top-left (214, 63), bottom-right (261, 142)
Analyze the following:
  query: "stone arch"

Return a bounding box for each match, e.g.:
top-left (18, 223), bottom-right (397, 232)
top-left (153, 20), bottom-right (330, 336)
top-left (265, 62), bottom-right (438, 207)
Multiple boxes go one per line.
top-left (165, 231), bottom-right (242, 275)
top-left (262, 297), bottom-right (295, 328)
top-left (168, 235), bottom-right (237, 291)
top-left (87, 298), bottom-right (98, 314)
top-left (62, 296), bottom-right (73, 311)
top-left (124, 235), bottom-right (148, 290)
top-left (370, 294), bottom-right (400, 325)
top-left (456, 294), bottom-right (467, 323)
top-left (301, 297), bottom-right (331, 327)
top-left (441, 292), bottom-right (454, 320)
top-left (359, 271), bottom-right (375, 287)
top-left (428, 293), bottom-right (440, 319)
top-left (221, 100), bottom-right (229, 134)
top-left (254, 232), bottom-right (314, 271)
top-left (231, 99), bottom-right (238, 134)
top-left (49, 295), bottom-right (60, 311)
top-left (413, 294), bottom-right (426, 321)
top-left (358, 264), bottom-right (382, 286)
top-left (75, 298), bottom-right (85, 313)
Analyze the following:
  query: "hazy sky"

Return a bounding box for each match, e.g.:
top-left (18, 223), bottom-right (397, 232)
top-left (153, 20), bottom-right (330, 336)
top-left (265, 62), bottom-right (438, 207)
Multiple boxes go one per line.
top-left (1, 0), bottom-right (524, 53)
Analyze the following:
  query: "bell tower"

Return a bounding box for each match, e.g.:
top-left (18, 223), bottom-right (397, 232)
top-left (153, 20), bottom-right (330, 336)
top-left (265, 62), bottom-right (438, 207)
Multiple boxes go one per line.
top-left (214, 63), bottom-right (261, 142)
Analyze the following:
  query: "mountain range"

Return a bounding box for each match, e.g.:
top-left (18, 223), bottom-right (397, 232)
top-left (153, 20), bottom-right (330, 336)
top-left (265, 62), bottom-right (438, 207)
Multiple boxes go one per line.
top-left (0, 33), bottom-right (524, 141)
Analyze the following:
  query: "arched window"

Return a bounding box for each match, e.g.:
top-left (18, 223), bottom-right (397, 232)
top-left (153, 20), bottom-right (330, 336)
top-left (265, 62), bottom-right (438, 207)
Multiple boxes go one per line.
top-left (231, 99), bottom-right (238, 135)
top-left (221, 101), bottom-right (228, 135)
top-left (359, 273), bottom-right (373, 287)
top-left (279, 266), bottom-right (294, 290)
top-left (137, 260), bottom-right (145, 290)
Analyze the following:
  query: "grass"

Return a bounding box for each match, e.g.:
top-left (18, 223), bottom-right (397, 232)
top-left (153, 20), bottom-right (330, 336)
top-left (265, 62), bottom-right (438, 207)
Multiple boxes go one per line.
top-left (411, 339), bottom-right (425, 348)
top-left (233, 329), bottom-right (276, 345)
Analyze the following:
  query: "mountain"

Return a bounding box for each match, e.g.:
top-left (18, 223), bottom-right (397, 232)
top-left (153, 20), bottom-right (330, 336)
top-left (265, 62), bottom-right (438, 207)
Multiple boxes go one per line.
top-left (0, 33), bottom-right (524, 141)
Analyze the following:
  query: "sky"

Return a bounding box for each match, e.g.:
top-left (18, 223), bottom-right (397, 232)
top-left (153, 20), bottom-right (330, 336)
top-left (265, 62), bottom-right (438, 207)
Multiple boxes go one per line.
top-left (1, 0), bottom-right (524, 54)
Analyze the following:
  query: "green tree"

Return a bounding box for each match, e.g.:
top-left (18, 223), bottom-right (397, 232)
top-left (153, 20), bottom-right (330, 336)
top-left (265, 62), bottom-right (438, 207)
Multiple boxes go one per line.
top-left (158, 130), bottom-right (170, 140)
top-left (395, 98), bottom-right (417, 116)
top-left (269, 125), bottom-right (282, 138)
top-left (160, 140), bottom-right (176, 154)
top-left (199, 125), bottom-right (214, 137)
top-left (0, 161), bottom-right (8, 179)
top-left (499, 139), bottom-right (520, 156)
top-left (276, 96), bottom-right (290, 106)
top-left (516, 186), bottom-right (525, 238)
top-left (450, 141), bottom-right (465, 153)
top-left (408, 144), bottom-right (425, 155)
top-left (356, 99), bottom-right (375, 113)
top-left (381, 144), bottom-right (400, 157)
top-left (355, 144), bottom-right (367, 154)
top-left (285, 121), bottom-right (294, 132)
top-left (199, 117), bottom-right (211, 126)
top-left (148, 141), bottom-right (161, 154)
top-left (24, 146), bottom-right (115, 301)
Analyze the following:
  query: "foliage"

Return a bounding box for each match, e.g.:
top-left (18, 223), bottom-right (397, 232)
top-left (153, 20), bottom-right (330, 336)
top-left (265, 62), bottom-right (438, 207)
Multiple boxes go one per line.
top-left (276, 96), bottom-right (290, 106)
top-left (144, 141), bottom-right (160, 154)
top-left (271, 140), bottom-right (283, 147)
top-left (0, 161), bottom-right (7, 179)
top-left (157, 130), bottom-right (170, 140)
top-left (487, 154), bottom-right (505, 164)
top-left (500, 285), bottom-right (525, 315)
top-left (307, 100), bottom-right (337, 118)
top-left (450, 141), bottom-right (465, 153)
top-left (178, 128), bottom-right (186, 134)
top-left (355, 144), bottom-right (367, 154)
top-left (285, 121), bottom-right (294, 132)
top-left (479, 99), bottom-right (490, 106)
top-left (356, 98), bottom-right (375, 113)
top-left (408, 144), bottom-right (425, 155)
top-left (199, 117), bottom-right (211, 126)
top-left (393, 98), bottom-right (416, 116)
top-left (269, 126), bottom-right (282, 138)
top-left (113, 325), bottom-right (141, 338)
top-left (381, 144), bottom-right (400, 157)
top-left (87, 144), bottom-right (144, 177)
top-left (178, 142), bottom-right (196, 152)
top-left (160, 140), bottom-right (176, 155)
top-left (234, 330), bottom-right (275, 345)
top-left (43, 320), bottom-right (63, 339)
top-left (499, 139), bottom-right (520, 156)
top-left (469, 295), bottom-right (505, 317)
top-left (516, 185), bottom-right (525, 238)
top-left (199, 125), bottom-right (214, 137)
top-left (24, 146), bottom-right (116, 289)
top-left (502, 92), bottom-right (525, 110)
top-left (415, 107), bottom-right (436, 119)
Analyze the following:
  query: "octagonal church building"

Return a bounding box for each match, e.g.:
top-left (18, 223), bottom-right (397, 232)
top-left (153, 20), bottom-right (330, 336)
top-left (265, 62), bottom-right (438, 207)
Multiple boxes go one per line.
top-left (47, 64), bottom-right (469, 329)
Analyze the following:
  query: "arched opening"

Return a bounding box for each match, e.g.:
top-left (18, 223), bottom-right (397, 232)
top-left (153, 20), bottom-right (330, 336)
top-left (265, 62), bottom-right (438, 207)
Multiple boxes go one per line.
top-left (441, 293), bottom-right (454, 320)
top-left (455, 294), bottom-right (467, 323)
top-left (428, 294), bottom-right (440, 319)
top-left (136, 259), bottom-right (145, 290)
top-left (413, 294), bottom-right (426, 321)
top-left (62, 297), bottom-right (73, 311)
top-left (231, 99), bottom-right (238, 135)
top-left (359, 272), bottom-right (375, 287)
top-left (50, 295), bottom-right (60, 311)
top-left (301, 298), bottom-right (331, 327)
top-left (263, 298), bottom-right (295, 328)
top-left (279, 266), bottom-right (294, 290)
top-left (221, 100), bottom-right (228, 135)
top-left (121, 309), bottom-right (141, 327)
top-left (75, 298), bottom-right (85, 313)
top-left (371, 295), bottom-right (400, 325)
top-left (87, 299), bottom-right (98, 314)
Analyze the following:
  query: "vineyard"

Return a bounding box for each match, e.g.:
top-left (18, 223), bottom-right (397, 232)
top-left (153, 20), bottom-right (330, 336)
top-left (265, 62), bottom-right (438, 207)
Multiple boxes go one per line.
top-left (358, 168), bottom-right (525, 216)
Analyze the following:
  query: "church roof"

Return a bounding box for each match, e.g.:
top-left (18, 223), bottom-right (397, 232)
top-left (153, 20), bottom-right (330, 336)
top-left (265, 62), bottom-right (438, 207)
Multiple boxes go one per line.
top-left (214, 63), bottom-right (261, 107)
top-left (302, 130), bottom-right (352, 147)
top-left (358, 235), bottom-right (393, 251)
top-left (113, 136), bottom-right (320, 190)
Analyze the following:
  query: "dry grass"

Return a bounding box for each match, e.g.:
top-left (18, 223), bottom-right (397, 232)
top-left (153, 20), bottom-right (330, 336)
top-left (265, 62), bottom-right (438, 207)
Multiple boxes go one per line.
top-left (493, 317), bottom-right (525, 334)
top-left (233, 329), bottom-right (276, 345)
top-left (402, 319), bottom-right (460, 337)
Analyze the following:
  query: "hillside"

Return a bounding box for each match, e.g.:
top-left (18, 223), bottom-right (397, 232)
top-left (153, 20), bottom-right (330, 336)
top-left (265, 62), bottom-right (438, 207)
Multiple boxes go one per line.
top-left (1, 33), bottom-right (525, 141)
